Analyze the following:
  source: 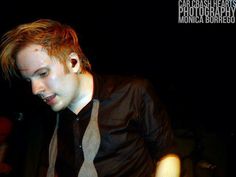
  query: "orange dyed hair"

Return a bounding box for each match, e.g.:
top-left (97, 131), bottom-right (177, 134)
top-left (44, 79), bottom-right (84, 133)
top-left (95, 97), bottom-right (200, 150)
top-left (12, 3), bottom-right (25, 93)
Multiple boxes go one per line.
top-left (0, 19), bottom-right (91, 81)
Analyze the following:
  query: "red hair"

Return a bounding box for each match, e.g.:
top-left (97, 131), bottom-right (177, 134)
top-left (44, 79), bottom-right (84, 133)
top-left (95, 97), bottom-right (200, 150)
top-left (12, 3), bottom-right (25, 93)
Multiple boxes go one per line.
top-left (0, 19), bottom-right (91, 80)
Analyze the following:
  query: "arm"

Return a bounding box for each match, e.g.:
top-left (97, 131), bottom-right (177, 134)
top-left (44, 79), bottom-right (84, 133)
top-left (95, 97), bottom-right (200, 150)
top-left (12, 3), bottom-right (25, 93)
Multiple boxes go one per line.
top-left (135, 78), bottom-right (180, 177)
top-left (155, 154), bottom-right (181, 177)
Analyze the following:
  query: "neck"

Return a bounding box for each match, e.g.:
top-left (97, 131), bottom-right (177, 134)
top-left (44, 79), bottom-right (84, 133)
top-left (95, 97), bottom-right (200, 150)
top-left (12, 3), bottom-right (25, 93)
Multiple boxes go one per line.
top-left (68, 72), bottom-right (94, 114)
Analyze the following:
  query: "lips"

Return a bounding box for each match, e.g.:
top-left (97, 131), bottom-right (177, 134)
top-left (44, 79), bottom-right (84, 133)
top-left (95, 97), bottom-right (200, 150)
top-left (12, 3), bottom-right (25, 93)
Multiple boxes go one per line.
top-left (43, 94), bottom-right (56, 105)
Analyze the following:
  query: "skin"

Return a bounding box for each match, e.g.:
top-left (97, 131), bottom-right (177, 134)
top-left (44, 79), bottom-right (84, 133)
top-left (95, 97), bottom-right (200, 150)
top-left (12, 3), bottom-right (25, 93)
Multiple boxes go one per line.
top-left (155, 154), bottom-right (181, 177)
top-left (16, 44), bottom-right (93, 114)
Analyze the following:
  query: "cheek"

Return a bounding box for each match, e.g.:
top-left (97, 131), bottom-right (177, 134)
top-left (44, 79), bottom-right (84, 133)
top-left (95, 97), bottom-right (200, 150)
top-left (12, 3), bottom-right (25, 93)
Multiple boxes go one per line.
top-left (46, 72), bottom-right (72, 93)
top-left (46, 67), bottom-right (67, 90)
top-left (46, 76), bottom-right (63, 91)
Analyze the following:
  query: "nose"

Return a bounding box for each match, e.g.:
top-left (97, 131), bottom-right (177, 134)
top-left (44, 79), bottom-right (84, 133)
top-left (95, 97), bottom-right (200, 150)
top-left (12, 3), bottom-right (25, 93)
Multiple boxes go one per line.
top-left (31, 79), bottom-right (45, 95)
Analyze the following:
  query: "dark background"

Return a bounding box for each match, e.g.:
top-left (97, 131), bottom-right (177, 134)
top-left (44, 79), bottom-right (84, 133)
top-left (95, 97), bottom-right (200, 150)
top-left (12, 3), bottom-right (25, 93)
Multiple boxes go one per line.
top-left (0, 0), bottom-right (235, 176)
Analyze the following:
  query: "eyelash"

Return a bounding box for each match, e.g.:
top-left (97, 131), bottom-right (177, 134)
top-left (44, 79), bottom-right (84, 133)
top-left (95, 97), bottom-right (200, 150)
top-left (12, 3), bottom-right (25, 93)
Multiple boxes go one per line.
top-left (39, 71), bottom-right (48, 77)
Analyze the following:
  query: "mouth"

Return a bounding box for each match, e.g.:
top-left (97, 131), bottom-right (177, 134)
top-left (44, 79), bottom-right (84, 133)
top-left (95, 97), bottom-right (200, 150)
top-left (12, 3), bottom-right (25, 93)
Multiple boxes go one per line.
top-left (42, 94), bottom-right (56, 105)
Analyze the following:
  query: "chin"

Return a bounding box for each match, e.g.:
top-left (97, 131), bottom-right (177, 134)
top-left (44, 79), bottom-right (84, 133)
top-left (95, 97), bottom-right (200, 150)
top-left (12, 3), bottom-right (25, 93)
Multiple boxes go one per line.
top-left (50, 103), bottom-right (67, 112)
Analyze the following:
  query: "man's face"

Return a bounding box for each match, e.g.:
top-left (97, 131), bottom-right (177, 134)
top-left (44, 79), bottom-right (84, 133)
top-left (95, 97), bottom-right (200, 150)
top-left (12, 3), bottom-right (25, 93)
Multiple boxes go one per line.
top-left (16, 44), bottom-right (79, 112)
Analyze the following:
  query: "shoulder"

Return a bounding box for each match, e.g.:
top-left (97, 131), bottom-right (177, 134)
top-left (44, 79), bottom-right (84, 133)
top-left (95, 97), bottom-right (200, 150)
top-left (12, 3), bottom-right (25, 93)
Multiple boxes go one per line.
top-left (93, 73), bottom-right (156, 100)
top-left (111, 74), bottom-right (149, 85)
top-left (101, 74), bottom-right (151, 90)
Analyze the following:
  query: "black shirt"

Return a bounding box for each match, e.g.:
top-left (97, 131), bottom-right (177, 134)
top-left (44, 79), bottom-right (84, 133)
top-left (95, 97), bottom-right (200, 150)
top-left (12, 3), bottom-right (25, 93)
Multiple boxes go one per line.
top-left (55, 74), bottom-right (174, 177)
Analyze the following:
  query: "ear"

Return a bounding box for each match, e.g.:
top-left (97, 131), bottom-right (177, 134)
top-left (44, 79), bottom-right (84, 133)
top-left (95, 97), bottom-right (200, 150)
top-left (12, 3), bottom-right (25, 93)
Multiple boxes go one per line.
top-left (67, 52), bottom-right (80, 73)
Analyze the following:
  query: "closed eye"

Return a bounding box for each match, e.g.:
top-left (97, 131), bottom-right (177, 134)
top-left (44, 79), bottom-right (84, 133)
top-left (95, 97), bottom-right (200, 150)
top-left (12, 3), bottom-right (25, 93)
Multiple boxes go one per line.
top-left (39, 71), bottom-right (48, 77)
top-left (37, 69), bottom-right (49, 78)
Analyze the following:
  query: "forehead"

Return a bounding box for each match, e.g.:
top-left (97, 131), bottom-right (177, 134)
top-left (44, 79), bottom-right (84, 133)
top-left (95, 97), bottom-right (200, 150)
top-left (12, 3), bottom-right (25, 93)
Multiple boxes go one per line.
top-left (16, 44), bottom-right (51, 71)
top-left (17, 44), bottom-right (46, 61)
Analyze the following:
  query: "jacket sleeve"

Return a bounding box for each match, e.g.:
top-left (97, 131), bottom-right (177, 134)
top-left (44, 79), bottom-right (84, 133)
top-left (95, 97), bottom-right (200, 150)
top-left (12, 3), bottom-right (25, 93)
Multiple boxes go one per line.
top-left (137, 78), bottom-right (174, 161)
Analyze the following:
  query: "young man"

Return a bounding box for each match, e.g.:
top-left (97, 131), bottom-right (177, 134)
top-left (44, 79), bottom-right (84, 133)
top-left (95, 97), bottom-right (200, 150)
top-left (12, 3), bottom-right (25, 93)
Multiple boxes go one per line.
top-left (0, 19), bottom-right (180, 177)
